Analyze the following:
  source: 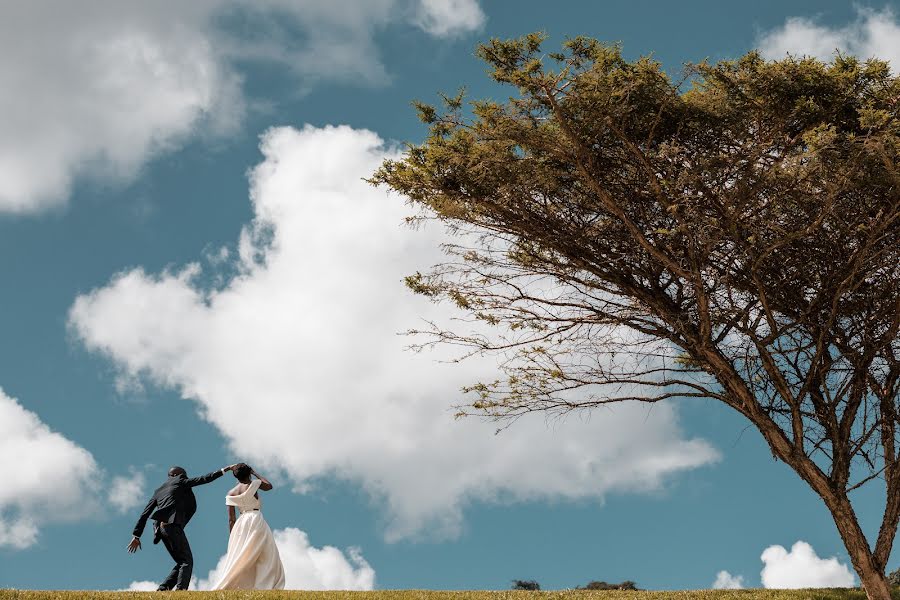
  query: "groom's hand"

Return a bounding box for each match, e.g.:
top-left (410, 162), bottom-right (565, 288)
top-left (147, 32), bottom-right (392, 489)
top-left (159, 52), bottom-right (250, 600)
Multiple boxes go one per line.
top-left (126, 536), bottom-right (141, 553)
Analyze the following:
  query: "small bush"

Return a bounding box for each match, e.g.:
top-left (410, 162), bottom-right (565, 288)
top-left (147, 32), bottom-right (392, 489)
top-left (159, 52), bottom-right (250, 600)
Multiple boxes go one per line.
top-left (512, 580), bottom-right (541, 591)
top-left (581, 580), bottom-right (639, 591)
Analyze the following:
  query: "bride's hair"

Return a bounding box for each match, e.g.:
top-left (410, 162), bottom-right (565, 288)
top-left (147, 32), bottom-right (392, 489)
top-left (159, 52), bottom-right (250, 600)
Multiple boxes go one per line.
top-left (233, 463), bottom-right (252, 481)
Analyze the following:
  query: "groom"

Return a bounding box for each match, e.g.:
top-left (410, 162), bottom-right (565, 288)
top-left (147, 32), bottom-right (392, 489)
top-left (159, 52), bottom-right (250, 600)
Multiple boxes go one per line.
top-left (127, 464), bottom-right (235, 591)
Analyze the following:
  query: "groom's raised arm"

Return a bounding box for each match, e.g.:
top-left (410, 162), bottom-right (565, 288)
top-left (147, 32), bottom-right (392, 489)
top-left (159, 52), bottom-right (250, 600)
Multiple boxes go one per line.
top-left (186, 466), bottom-right (230, 487)
top-left (132, 495), bottom-right (157, 538)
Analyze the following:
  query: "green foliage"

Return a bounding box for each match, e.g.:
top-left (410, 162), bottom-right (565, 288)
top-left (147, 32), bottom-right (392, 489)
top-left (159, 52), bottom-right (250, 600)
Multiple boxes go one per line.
top-left (372, 35), bottom-right (900, 325)
top-left (512, 580), bottom-right (542, 591)
top-left (372, 33), bottom-right (900, 597)
top-left (370, 32), bottom-right (900, 472)
top-left (579, 582), bottom-right (638, 591)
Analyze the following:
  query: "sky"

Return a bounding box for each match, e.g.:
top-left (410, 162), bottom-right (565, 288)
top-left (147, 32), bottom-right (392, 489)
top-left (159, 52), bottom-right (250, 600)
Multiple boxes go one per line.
top-left (0, 0), bottom-right (898, 592)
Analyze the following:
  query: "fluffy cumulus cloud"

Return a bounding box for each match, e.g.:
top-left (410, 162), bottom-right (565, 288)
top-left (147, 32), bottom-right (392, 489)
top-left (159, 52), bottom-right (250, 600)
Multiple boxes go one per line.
top-left (0, 0), bottom-right (483, 214)
top-left (274, 529), bottom-right (374, 590)
top-left (758, 7), bottom-right (900, 69)
top-left (0, 388), bottom-right (99, 548)
top-left (415, 0), bottom-right (485, 36)
top-left (123, 581), bottom-right (160, 592)
top-left (108, 470), bottom-right (147, 514)
top-left (760, 541), bottom-right (855, 589)
top-left (0, 2), bottom-right (240, 213)
top-left (126, 527), bottom-right (375, 591)
top-left (712, 570), bottom-right (744, 589)
top-left (69, 124), bottom-right (718, 541)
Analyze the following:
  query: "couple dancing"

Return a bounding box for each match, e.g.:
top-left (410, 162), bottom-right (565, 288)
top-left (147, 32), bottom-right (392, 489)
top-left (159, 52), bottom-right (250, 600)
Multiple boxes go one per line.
top-left (126, 463), bottom-right (285, 590)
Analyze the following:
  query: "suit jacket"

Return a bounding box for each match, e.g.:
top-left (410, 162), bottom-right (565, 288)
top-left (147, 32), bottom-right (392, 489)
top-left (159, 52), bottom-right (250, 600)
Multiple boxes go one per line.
top-left (132, 470), bottom-right (224, 540)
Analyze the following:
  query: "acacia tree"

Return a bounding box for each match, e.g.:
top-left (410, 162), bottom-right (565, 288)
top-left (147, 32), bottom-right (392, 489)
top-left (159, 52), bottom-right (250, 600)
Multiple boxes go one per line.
top-left (371, 34), bottom-right (900, 598)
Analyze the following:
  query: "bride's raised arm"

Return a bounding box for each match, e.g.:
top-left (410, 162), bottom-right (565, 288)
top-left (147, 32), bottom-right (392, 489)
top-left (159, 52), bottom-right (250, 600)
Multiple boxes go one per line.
top-left (250, 468), bottom-right (273, 491)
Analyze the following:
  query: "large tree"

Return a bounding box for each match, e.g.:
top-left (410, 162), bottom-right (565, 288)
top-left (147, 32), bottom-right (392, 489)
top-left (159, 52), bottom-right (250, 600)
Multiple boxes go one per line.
top-left (371, 34), bottom-right (900, 598)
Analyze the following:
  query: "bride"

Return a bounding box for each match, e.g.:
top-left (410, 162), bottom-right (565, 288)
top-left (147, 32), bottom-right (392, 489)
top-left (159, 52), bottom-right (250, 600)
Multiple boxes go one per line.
top-left (211, 463), bottom-right (285, 590)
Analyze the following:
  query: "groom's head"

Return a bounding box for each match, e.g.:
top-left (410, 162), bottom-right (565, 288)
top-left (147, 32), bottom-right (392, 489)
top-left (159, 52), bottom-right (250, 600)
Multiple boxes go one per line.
top-left (168, 466), bottom-right (187, 478)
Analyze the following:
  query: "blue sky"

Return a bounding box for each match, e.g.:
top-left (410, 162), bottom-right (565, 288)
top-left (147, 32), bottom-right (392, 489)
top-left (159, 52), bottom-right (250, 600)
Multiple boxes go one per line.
top-left (0, 0), bottom-right (896, 591)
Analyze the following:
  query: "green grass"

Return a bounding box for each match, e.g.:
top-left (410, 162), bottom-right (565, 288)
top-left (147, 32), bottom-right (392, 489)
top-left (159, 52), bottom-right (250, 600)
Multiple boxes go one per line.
top-left (0, 590), bottom-right (894, 600)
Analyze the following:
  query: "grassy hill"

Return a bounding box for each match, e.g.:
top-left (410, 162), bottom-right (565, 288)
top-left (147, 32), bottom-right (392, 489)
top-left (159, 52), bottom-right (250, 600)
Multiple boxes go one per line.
top-left (0, 590), bottom-right (891, 600)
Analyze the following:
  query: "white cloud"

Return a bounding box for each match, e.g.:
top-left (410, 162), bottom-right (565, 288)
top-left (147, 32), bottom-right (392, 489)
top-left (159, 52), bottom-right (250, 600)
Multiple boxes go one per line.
top-left (0, 2), bottom-right (242, 213)
top-left (0, 0), bottom-right (484, 214)
top-left (127, 527), bottom-right (375, 591)
top-left (271, 528), bottom-right (374, 590)
top-left (415, 0), bottom-right (485, 36)
top-left (760, 541), bottom-right (855, 588)
top-left (758, 8), bottom-right (900, 69)
top-left (124, 581), bottom-right (160, 592)
top-left (108, 470), bottom-right (147, 514)
top-left (712, 570), bottom-right (744, 589)
top-left (69, 124), bottom-right (718, 541)
top-left (0, 388), bottom-right (99, 548)
top-left (0, 517), bottom-right (39, 550)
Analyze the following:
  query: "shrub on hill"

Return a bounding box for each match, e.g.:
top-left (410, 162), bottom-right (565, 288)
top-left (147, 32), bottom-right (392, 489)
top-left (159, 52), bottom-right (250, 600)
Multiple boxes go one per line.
top-left (580, 580), bottom-right (639, 591)
top-left (512, 580), bottom-right (541, 591)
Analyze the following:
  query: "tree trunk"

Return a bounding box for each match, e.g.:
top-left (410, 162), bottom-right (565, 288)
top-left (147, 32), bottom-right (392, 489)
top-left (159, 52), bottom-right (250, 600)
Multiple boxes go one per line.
top-left (851, 553), bottom-right (891, 600)
top-left (715, 366), bottom-right (896, 600)
top-left (829, 497), bottom-right (892, 600)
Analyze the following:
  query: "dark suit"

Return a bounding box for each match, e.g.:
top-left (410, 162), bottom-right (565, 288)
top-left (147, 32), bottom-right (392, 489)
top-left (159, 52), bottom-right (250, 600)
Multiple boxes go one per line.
top-left (133, 470), bottom-right (224, 590)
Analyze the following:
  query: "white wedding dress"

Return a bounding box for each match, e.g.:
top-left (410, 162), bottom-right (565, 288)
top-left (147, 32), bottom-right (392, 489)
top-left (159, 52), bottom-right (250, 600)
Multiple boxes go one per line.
top-left (212, 479), bottom-right (285, 590)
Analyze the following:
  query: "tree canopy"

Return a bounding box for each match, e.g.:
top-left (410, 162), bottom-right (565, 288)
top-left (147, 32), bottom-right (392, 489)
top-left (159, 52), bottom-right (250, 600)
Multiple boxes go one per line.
top-left (371, 33), bottom-right (900, 599)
